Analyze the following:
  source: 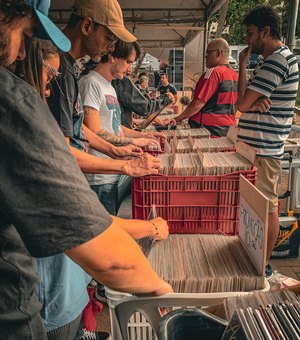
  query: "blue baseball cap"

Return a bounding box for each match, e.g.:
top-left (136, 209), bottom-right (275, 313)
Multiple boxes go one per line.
top-left (24, 0), bottom-right (71, 52)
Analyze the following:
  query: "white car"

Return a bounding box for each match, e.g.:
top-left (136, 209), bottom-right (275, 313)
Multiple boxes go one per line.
top-left (229, 55), bottom-right (238, 69)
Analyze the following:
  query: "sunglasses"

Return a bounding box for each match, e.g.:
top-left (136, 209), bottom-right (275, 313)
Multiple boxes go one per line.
top-left (103, 26), bottom-right (118, 51)
top-left (205, 49), bottom-right (224, 57)
top-left (42, 60), bottom-right (61, 82)
top-left (106, 38), bottom-right (119, 50)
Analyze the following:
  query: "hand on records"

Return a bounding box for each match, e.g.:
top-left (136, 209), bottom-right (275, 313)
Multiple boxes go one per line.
top-left (132, 137), bottom-right (160, 148)
top-left (124, 153), bottom-right (160, 177)
top-left (150, 217), bottom-right (169, 241)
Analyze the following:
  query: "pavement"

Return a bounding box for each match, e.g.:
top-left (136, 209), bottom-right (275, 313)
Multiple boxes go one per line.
top-left (269, 257), bottom-right (300, 280)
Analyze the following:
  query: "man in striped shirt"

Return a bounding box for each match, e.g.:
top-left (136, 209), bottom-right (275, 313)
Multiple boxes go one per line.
top-left (175, 38), bottom-right (238, 136)
top-left (237, 5), bottom-right (299, 264)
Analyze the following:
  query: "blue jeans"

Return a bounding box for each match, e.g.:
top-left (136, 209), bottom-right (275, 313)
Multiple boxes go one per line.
top-left (91, 183), bottom-right (119, 215)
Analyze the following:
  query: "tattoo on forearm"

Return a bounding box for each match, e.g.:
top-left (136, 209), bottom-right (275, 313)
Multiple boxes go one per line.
top-left (84, 106), bottom-right (98, 116)
top-left (97, 129), bottom-right (133, 146)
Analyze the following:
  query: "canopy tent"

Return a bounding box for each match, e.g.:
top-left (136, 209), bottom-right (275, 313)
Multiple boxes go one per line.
top-left (49, 0), bottom-right (227, 60)
top-left (49, 0), bottom-right (299, 88)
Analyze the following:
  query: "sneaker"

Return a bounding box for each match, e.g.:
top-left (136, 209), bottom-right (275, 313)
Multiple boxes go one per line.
top-left (80, 330), bottom-right (96, 340)
top-left (95, 331), bottom-right (111, 340)
top-left (80, 331), bottom-right (111, 340)
top-left (265, 264), bottom-right (273, 278)
top-left (94, 284), bottom-right (107, 303)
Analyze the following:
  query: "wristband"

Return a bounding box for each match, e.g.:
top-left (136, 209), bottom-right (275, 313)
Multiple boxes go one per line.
top-left (150, 220), bottom-right (159, 238)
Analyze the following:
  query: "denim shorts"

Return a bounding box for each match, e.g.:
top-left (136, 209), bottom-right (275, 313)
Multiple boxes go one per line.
top-left (91, 183), bottom-right (119, 215)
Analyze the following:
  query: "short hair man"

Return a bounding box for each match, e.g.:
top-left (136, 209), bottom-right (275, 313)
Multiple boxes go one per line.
top-left (154, 60), bottom-right (169, 87)
top-left (79, 40), bottom-right (163, 215)
top-left (134, 72), bottom-right (147, 85)
top-left (236, 5), bottom-right (299, 266)
top-left (0, 1), bottom-right (172, 338)
top-left (159, 73), bottom-right (178, 104)
top-left (175, 38), bottom-right (238, 137)
top-left (137, 75), bottom-right (150, 95)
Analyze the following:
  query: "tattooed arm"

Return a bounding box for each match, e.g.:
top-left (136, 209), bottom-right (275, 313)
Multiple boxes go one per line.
top-left (76, 106), bottom-right (141, 157)
top-left (82, 125), bottom-right (142, 158)
top-left (83, 105), bottom-right (134, 146)
top-left (65, 136), bottom-right (159, 176)
top-left (96, 129), bottom-right (133, 147)
top-left (83, 106), bottom-right (157, 148)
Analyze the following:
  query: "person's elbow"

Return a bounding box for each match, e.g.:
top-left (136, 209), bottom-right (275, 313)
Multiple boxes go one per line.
top-left (64, 226), bottom-right (141, 283)
top-left (236, 99), bottom-right (251, 113)
top-left (66, 243), bottom-right (125, 274)
top-left (87, 257), bottom-right (135, 279)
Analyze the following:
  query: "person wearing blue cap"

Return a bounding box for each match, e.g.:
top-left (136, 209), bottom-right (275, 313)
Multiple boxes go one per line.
top-left (0, 1), bottom-right (173, 339)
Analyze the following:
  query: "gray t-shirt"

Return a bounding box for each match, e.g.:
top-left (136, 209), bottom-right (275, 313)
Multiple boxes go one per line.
top-left (0, 67), bottom-right (112, 338)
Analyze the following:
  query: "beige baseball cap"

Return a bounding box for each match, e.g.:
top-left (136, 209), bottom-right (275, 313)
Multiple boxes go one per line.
top-left (73, 0), bottom-right (136, 43)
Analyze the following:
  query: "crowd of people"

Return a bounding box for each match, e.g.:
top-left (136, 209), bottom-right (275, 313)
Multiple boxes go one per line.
top-left (0, 0), bottom-right (298, 339)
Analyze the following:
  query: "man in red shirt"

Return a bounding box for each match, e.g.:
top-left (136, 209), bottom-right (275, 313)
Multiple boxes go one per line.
top-left (175, 38), bottom-right (238, 136)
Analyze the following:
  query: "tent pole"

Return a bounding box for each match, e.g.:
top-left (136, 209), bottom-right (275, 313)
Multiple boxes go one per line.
top-left (286, 0), bottom-right (299, 52)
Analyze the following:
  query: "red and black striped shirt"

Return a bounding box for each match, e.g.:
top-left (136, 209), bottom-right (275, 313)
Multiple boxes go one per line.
top-left (190, 65), bottom-right (238, 136)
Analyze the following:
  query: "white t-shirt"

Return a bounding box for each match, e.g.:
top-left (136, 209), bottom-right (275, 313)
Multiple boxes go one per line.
top-left (79, 71), bottom-right (123, 185)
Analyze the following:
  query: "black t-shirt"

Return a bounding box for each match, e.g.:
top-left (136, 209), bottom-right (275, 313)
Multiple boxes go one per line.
top-left (0, 67), bottom-right (112, 337)
top-left (158, 83), bottom-right (177, 96)
top-left (48, 53), bottom-right (86, 151)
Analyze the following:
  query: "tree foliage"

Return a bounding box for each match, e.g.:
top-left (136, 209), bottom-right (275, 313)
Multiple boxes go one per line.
top-left (210, 0), bottom-right (300, 45)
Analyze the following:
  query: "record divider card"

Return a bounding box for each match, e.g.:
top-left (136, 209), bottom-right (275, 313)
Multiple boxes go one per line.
top-left (239, 175), bottom-right (269, 277)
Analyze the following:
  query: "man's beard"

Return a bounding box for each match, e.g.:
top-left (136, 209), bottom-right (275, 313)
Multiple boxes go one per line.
top-left (83, 34), bottom-right (103, 59)
top-left (0, 29), bottom-right (11, 67)
top-left (251, 41), bottom-right (264, 55)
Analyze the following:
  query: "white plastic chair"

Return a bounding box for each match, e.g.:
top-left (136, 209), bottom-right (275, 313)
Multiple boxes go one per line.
top-left (106, 286), bottom-right (267, 340)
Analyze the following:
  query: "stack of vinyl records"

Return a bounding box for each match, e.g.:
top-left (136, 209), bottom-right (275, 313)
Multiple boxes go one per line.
top-left (192, 137), bottom-right (235, 152)
top-left (200, 151), bottom-right (252, 175)
top-left (144, 143), bottom-right (162, 152)
top-left (178, 128), bottom-right (211, 139)
top-left (161, 128), bottom-right (210, 141)
top-left (173, 137), bottom-right (235, 153)
top-left (147, 235), bottom-right (264, 293)
top-left (159, 153), bottom-right (174, 175)
top-left (158, 151), bottom-right (252, 176)
top-left (175, 138), bottom-right (193, 153)
top-left (173, 153), bottom-right (202, 175)
top-left (222, 289), bottom-right (300, 339)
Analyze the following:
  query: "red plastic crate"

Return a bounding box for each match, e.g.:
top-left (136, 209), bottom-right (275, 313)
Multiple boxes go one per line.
top-left (132, 169), bottom-right (256, 235)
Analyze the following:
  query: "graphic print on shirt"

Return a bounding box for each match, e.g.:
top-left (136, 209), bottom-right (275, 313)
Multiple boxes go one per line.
top-left (105, 94), bottom-right (122, 136)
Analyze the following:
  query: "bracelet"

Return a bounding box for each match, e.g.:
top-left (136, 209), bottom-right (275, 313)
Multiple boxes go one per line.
top-left (150, 220), bottom-right (159, 238)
